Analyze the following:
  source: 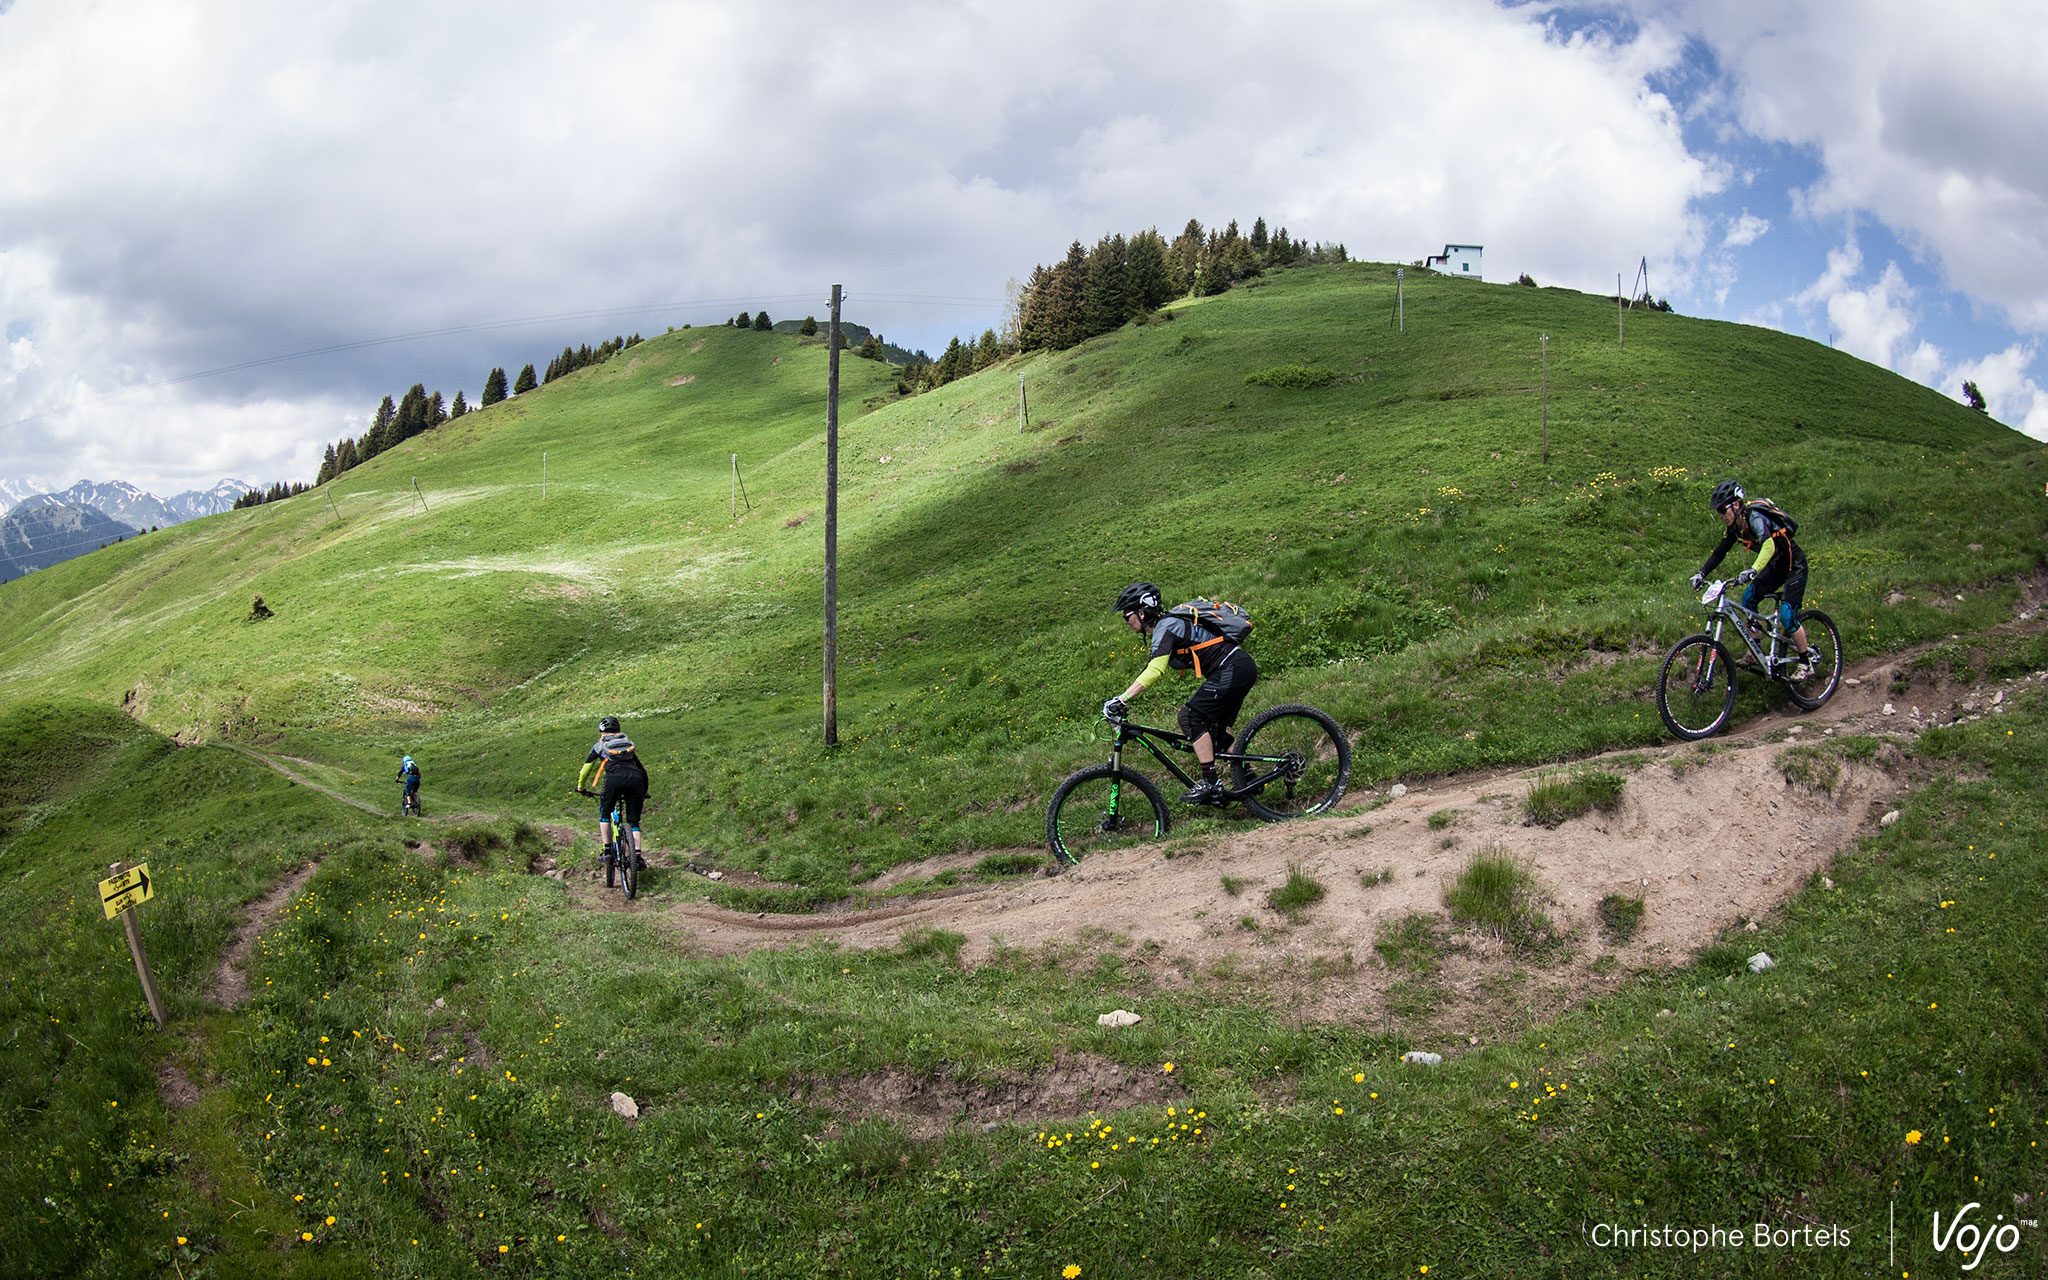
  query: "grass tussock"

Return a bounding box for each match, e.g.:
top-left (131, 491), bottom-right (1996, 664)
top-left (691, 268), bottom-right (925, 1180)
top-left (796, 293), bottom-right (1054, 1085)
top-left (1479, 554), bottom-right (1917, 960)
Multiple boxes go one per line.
top-left (1445, 849), bottom-right (1558, 951)
top-left (1522, 768), bottom-right (1626, 827)
top-left (1598, 893), bottom-right (1645, 943)
top-left (1266, 865), bottom-right (1327, 921)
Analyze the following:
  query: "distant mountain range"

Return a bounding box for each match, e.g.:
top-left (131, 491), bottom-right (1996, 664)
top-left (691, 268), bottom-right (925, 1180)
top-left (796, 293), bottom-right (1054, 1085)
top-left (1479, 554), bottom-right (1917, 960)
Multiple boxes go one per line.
top-left (0, 477), bottom-right (252, 582)
top-left (0, 477), bottom-right (252, 524)
top-left (0, 496), bottom-right (139, 582)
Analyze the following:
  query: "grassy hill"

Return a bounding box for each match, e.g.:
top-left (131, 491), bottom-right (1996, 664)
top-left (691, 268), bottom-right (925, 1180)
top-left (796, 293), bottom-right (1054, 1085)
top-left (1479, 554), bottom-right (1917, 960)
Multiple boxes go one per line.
top-left (1, 266), bottom-right (2042, 884)
top-left (6, 265), bottom-right (2048, 1277)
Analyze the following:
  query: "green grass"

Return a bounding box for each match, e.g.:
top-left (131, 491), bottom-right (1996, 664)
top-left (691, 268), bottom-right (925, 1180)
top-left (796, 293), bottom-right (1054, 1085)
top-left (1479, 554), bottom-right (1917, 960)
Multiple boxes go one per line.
top-left (1266, 865), bottom-right (1327, 921)
top-left (1598, 893), bottom-right (1646, 943)
top-left (1522, 767), bottom-right (1628, 826)
top-left (1445, 851), bottom-right (1559, 951)
top-left (1427, 807), bottom-right (1457, 830)
top-left (8, 261), bottom-right (2048, 1277)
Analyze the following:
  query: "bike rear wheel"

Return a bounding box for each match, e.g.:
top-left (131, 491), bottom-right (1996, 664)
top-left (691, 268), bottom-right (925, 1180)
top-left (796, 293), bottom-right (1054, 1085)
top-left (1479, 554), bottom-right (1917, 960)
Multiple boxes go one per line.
top-left (1045, 764), bottom-right (1170, 866)
top-left (603, 840), bottom-right (618, 888)
top-left (1782, 609), bottom-right (1842, 710)
top-left (1232, 703), bottom-right (1352, 821)
top-left (1657, 634), bottom-right (1737, 739)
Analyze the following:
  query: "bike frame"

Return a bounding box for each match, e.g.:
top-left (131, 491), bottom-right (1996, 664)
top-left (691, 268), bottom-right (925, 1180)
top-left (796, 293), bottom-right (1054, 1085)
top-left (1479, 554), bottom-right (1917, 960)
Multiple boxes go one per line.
top-left (1102, 717), bottom-right (1293, 799)
top-left (1696, 579), bottom-right (1793, 675)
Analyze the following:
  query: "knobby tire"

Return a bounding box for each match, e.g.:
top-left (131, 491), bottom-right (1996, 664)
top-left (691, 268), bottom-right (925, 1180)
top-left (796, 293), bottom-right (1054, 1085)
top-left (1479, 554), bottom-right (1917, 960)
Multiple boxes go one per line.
top-left (1657, 634), bottom-right (1737, 740)
top-left (1231, 704), bottom-right (1352, 821)
top-left (1045, 764), bottom-right (1170, 866)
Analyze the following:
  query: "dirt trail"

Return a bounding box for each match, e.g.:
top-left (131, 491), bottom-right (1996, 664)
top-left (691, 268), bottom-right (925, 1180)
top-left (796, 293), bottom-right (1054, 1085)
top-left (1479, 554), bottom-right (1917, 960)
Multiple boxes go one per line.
top-left (647, 637), bottom-right (2046, 1031)
top-left (224, 744), bottom-right (389, 816)
top-left (207, 861), bottom-right (321, 1007)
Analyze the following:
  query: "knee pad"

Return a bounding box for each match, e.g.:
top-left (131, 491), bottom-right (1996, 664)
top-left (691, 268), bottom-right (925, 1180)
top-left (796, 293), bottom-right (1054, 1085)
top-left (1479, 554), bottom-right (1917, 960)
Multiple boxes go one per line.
top-left (1779, 601), bottom-right (1796, 631)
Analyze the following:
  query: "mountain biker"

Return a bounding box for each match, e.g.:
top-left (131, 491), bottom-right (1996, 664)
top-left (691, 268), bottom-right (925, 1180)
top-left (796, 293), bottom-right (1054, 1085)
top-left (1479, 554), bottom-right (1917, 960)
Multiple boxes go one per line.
top-left (1103, 582), bottom-right (1259, 805)
top-left (1691, 480), bottom-right (1818, 678)
top-left (575, 716), bottom-right (649, 869)
top-left (396, 754), bottom-right (421, 813)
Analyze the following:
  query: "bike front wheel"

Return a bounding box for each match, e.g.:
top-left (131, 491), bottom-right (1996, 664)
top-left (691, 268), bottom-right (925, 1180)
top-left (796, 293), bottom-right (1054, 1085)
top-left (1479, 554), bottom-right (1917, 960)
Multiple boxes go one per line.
top-left (1657, 635), bottom-right (1737, 739)
top-left (1045, 765), bottom-right (1170, 866)
top-left (1782, 609), bottom-right (1842, 710)
top-left (603, 842), bottom-right (618, 888)
top-left (1232, 703), bottom-right (1352, 821)
top-left (621, 846), bottom-right (639, 900)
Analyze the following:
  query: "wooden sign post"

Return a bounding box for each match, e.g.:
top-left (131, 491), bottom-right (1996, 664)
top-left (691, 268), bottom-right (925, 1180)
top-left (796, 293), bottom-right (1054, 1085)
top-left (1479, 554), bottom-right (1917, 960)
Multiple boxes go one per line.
top-left (101, 862), bottom-right (166, 1027)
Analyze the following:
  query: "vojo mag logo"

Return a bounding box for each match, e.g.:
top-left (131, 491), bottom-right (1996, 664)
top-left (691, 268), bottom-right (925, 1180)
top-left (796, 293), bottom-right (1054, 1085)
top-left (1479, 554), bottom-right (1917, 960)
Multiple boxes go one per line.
top-left (1929, 1201), bottom-right (2038, 1271)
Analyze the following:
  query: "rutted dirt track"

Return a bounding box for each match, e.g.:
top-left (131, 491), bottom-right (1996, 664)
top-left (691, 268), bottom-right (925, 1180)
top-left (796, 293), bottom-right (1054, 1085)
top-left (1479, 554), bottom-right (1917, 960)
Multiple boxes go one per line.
top-left (645, 637), bottom-right (2044, 1027)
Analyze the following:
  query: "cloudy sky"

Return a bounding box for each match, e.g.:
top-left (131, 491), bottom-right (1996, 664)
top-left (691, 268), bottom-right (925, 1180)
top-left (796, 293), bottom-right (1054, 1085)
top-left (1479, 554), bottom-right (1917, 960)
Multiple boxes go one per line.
top-left (3, 0), bottom-right (2046, 497)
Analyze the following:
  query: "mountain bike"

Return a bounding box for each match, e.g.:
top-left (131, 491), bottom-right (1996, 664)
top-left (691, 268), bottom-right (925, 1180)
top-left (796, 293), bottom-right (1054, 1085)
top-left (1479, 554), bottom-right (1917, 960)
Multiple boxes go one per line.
top-left (400, 789), bottom-right (421, 817)
top-left (1045, 703), bottom-right (1351, 866)
top-left (1655, 577), bottom-right (1842, 740)
top-left (577, 790), bottom-right (641, 900)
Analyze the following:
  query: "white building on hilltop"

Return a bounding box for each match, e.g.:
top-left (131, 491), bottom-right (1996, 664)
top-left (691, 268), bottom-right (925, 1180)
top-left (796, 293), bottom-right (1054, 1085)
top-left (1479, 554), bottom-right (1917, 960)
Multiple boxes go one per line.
top-left (1424, 244), bottom-right (1483, 279)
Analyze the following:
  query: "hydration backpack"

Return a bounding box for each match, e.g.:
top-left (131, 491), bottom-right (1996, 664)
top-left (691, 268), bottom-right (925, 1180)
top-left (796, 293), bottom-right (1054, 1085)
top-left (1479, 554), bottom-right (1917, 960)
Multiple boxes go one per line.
top-left (1745, 497), bottom-right (1798, 538)
top-left (1165, 597), bottom-right (1253, 676)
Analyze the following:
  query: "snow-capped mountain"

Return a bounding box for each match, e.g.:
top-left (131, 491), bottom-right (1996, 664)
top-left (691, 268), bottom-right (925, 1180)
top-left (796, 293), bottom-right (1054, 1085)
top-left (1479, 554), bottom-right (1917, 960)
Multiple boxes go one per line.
top-left (0, 496), bottom-right (139, 582)
top-left (163, 479), bottom-right (257, 522)
top-left (0, 477), bottom-right (255, 527)
top-left (0, 477), bottom-right (44, 515)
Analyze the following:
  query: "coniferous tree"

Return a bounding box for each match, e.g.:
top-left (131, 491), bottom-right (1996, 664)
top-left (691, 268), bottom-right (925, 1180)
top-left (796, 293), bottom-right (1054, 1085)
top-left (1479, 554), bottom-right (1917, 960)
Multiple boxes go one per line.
top-left (1046, 241), bottom-right (1090, 349)
top-left (1167, 218), bottom-right (1204, 296)
top-left (753, 311), bottom-right (773, 331)
top-left (857, 334), bottom-right (883, 360)
top-left (428, 391), bottom-right (447, 426)
top-left (514, 364), bottom-right (537, 394)
top-left (1963, 380), bottom-right (1988, 412)
top-left (482, 367), bottom-right (508, 406)
top-left (1082, 233), bottom-right (1134, 338)
top-left (1250, 216), bottom-right (1269, 257)
top-left (318, 443), bottom-right (338, 485)
top-left (1127, 229), bottom-right (1173, 312)
top-left (449, 390), bottom-right (468, 419)
top-left (800, 315), bottom-right (819, 336)
top-left (1016, 264), bottom-right (1055, 351)
top-left (974, 328), bottom-right (1000, 370)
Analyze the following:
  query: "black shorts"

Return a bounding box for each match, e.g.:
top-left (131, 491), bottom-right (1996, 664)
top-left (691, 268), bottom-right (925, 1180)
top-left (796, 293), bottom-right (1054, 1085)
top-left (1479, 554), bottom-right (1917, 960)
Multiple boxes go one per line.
top-left (598, 773), bottom-right (648, 826)
top-left (1746, 551), bottom-right (1809, 618)
top-left (1179, 647), bottom-right (1258, 743)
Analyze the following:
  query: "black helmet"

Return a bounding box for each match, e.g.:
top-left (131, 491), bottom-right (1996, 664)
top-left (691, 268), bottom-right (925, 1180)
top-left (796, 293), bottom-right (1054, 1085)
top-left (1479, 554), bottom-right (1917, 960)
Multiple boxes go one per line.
top-left (598, 715), bottom-right (621, 733)
top-left (1711, 480), bottom-right (1744, 512)
top-left (1115, 582), bottom-right (1162, 617)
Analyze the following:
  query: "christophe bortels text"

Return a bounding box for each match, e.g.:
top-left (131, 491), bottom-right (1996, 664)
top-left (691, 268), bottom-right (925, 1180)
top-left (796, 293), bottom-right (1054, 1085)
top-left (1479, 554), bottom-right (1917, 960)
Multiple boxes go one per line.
top-left (1586, 1222), bottom-right (1851, 1252)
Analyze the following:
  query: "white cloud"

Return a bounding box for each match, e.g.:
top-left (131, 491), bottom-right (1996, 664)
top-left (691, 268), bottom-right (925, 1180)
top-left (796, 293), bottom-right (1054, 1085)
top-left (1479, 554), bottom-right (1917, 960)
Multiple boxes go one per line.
top-left (1953, 343), bottom-right (2048, 440)
top-left (1, 0), bottom-right (1721, 490)
top-left (1723, 210), bottom-right (1769, 247)
top-left (1642, 1), bottom-right (2048, 332)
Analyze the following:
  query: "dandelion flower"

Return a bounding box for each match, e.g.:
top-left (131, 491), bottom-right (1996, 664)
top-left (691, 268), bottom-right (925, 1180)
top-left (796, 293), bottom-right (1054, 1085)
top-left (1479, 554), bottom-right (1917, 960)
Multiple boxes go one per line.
top-left (1905, 1130), bottom-right (1923, 1145)
top-left (1064, 1267), bottom-right (1083, 1279)
top-left (1353, 1073), bottom-right (1365, 1084)
top-left (1162, 1062), bottom-right (1175, 1074)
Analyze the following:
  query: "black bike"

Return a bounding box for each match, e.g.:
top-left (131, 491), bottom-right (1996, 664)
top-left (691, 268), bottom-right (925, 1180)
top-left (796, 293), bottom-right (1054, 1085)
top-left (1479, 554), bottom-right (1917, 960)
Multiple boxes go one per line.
top-left (400, 789), bottom-right (421, 817)
top-left (1045, 703), bottom-right (1351, 866)
top-left (1656, 577), bottom-right (1842, 740)
top-left (577, 790), bottom-right (641, 900)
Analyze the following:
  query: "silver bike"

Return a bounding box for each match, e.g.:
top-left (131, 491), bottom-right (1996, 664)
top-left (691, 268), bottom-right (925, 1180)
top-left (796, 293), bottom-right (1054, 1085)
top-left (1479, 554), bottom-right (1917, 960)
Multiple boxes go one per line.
top-left (1655, 577), bottom-right (1842, 740)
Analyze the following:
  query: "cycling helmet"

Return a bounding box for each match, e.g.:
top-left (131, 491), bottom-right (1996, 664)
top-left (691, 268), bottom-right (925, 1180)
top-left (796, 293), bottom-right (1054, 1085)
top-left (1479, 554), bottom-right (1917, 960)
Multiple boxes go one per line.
top-left (598, 715), bottom-right (621, 733)
top-left (1114, 582), bottom-right (1162, 617)
top-left (1711, 480), bottom-right (1744, 512)
top-left (401, 755), bottom-right (414, 768)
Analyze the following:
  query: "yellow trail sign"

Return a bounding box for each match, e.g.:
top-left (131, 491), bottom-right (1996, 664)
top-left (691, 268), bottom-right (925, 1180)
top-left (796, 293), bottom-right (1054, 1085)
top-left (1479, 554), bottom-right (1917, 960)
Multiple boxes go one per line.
top-left (100, 862), bottom-right (154, 919)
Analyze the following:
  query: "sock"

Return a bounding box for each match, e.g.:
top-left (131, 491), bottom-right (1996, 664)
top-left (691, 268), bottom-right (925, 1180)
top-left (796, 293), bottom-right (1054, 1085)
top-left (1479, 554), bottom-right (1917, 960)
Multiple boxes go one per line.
top-left (1200, 763), bottom-right (1217, 784)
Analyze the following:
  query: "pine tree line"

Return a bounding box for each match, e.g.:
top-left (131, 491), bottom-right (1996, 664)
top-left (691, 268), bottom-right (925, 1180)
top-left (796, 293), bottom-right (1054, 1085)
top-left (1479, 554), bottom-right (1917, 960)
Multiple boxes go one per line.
top-left (544, 334), bottom-right (643, 383)
top-left (233, 480), bottom-right (312, 509)
top-left (914, 215), bottom-right (1346, 394)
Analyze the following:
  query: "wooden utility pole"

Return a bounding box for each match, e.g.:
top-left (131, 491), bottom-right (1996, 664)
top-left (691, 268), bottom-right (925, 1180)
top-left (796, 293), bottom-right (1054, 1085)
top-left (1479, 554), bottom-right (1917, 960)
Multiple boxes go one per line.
top-left (325, 487), bottom-right (341, 523)
top-left (1396, 267), bottom-right (1405, 331)
top-left (413, 478), bottom-right (429, 513)
top-left (1540, 334), bottom-right (1551, 464)
top-left (1618, 274), bottom-right (1625, 348)
top-left (541, 451), bottom-right (547, 502)
top-left (1018, 372), bottom-right (1028, 432)
top-left (823, 284), bottom-right (841, 746)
